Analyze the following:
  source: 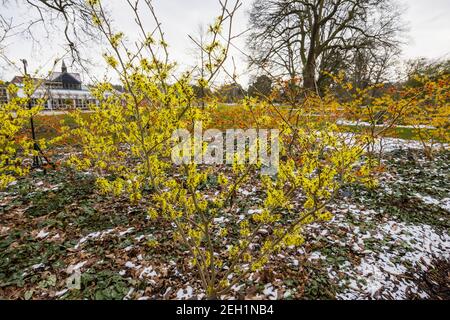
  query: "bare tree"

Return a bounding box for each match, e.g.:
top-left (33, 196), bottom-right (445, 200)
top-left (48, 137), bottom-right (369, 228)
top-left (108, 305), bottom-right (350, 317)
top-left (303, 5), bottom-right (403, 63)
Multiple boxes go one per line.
top-left (248, 0), bottom-right (405, 93)
top-left (0, 15), bottom-right (13, 68)
top-left (248, 12), bottom-right (302, 81)
top-left (0, 0), bottom-right (101, 67)
top-left (188, 0), bottom-right (243, 106)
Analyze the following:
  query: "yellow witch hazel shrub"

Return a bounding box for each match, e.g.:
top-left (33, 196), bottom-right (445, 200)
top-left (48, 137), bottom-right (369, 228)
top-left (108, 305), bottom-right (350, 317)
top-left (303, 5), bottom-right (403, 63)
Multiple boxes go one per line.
top-left (136, 119), bottom-right (372, 298)
top-left (0, 78), bottom-right (44, 189)
top-left (67, 0), bottom-right (375, 298)
top-left (66, 72), bottom-right (195, 201)
top-left (325, 71), bottom-right (415, 158)
top-left (405, 74), bottom-right (450, 159)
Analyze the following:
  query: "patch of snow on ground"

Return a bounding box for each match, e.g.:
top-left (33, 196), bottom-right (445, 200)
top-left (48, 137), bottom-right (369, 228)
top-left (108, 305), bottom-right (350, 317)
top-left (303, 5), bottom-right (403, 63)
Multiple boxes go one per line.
top-left (74, 228), bottom-right (128, 249)
top-left (248, 209), bottom-right (263, 215)
top-left (66, 261), bottom-right (87, 274)
top-left (125, 261), bottom-right (137, 269)
top-left (31, 263), bottom-right (45, 270)
top-left (377, 138), bottom-right (424, 153)
top-left (119, 227), bottom-right (135, 236)
top-left (263, 283), bottom-right (278, 300)
top-left (55, 289), bottom-right (69, 297)
top-left (441, 198), bottom-right (450, 213)
top-left (134, 235), bottom-right (145, 241)
top-left (335, 218), bottom-right (450, 300)
top-left (415, 193), bottom-right (440, 206)
top-left (214, 217), bottom-right (228, 224)
top-left (308, 251), bottom-right (327, 262)
top-left (337, 120), bottom-right (436, 130)
top-left (415, 194), bottom-right (450, 212)
top-left (176, 286), bottom-right (194, 300)
top-left (36, 230), bottom-right (50, 239)
top-left (74, 229), bottom-right (115, 249)
top-left (139, 266), bottom-right (157, 279)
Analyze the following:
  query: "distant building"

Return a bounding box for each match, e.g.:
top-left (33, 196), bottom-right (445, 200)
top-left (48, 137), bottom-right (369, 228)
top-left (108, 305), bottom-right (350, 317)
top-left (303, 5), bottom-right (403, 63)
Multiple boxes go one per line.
top-left (7, 61), bottom-right (97, 110)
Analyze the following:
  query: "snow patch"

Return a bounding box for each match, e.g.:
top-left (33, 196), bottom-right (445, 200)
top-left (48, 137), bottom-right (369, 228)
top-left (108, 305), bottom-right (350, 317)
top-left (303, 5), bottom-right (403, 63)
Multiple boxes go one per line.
top-left (37, 230), bottom-right (50, 239)
top-left (263, 283), bottom-right (278, 300)
top-left (176, 286), bottom-right (194, 300)
top-left (66, 261), bottom-right (87, 274)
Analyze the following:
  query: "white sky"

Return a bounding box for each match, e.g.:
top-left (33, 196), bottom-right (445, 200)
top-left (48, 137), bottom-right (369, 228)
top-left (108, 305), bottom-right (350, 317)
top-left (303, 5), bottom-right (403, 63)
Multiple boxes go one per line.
top-left (0, 0), bottom-right (449, 87)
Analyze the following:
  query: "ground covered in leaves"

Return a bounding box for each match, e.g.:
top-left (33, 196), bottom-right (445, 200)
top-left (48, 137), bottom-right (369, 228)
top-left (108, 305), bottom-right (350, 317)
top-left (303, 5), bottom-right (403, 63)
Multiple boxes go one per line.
top-left (0, 144), bottom-right (449, 300)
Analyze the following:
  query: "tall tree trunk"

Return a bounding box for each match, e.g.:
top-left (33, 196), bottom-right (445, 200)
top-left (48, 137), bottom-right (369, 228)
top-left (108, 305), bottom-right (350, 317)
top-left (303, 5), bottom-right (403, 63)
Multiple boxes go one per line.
top-left (303, 17), bottom-right (319, 93)
top-left (303, 60), bottom-right (317, 92)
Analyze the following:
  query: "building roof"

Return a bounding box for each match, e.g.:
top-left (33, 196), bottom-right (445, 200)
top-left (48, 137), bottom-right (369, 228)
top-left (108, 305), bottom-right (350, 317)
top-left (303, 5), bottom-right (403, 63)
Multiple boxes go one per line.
top-left (10, 76), bottom-right (45, 84)
top-left (49, 71), bottom-right (82, 83)
top-left (11, 61), bottom-right (82, 85)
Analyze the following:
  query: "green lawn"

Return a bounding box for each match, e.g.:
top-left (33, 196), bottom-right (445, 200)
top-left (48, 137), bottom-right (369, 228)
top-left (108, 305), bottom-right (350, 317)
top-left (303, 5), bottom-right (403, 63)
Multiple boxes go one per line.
top-left (28, 110), bottom-right (444, 143)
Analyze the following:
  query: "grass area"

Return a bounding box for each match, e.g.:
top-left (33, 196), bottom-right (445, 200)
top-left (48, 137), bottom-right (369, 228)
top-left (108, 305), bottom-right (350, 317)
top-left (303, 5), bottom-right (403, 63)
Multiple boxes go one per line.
top-left (29, 108), bottom-right (442, 143)
top-left (339, 125), bottom-right (419, 140)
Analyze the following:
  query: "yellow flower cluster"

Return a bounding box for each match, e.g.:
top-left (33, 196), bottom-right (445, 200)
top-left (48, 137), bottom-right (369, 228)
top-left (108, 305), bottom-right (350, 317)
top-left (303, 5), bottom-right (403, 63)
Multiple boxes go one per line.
top-left (0, 80), bottom-right (43, 189)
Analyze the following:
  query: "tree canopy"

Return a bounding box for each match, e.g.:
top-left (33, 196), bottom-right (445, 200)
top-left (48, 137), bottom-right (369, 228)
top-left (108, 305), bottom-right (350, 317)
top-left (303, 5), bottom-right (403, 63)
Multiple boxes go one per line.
top-left (248, 0), bottom-right (404, 93)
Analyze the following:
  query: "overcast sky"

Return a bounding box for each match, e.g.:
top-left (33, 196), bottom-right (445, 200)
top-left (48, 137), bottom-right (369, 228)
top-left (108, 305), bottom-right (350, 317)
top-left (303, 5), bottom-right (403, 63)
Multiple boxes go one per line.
top-left (1, 0), bottom-right (449, 87)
